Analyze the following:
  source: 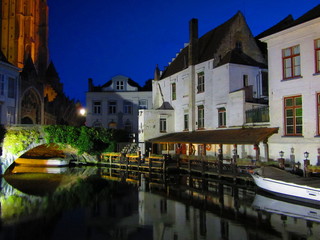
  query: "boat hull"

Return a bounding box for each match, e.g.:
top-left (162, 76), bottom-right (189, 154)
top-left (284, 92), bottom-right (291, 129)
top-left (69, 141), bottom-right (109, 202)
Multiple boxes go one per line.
top-left (15, 157), bottom-right (70, 167)
top-left (251, 173), bottom-right (320, 204)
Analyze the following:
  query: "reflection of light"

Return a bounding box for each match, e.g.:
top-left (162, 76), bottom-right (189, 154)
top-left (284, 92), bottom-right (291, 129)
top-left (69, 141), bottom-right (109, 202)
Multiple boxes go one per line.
top-left (79, 108), bottom-right (86, 116)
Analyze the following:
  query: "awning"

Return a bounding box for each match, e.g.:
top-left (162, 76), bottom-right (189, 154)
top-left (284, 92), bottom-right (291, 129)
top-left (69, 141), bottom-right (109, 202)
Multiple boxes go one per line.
top-left (148, 127), bottom-right (278, 145)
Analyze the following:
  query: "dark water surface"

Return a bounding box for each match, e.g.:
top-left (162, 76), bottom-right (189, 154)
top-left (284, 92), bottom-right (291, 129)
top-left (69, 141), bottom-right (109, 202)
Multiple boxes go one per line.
top-left (0, 166), bottom-right (319, 240)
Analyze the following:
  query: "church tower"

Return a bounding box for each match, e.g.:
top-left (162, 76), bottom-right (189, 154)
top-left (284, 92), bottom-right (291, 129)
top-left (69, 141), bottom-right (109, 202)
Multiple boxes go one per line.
top-left (0, 0), bottom-right (49, 75)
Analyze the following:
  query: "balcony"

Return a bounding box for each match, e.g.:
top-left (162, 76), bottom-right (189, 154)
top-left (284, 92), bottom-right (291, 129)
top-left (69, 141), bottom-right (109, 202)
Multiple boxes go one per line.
top-left (246, 106), bottom-right (269, 123)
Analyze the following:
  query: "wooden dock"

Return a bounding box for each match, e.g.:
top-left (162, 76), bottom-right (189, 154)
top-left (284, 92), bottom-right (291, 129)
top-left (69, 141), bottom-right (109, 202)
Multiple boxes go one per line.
top-left (100, 152), bottom-right (254, 183)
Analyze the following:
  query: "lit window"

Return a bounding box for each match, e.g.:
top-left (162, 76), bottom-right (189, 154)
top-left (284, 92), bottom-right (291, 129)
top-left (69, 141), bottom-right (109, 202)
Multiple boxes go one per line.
top-left (139, 99), bottom-right (148, 109)
top-left (315, 39), bottom-right (320, 73)
top-left (197, 72), bottom-right (205, 93)
top-left (124, 101), bottom-right (132, 114)
top-left (172, 83), bottom-right (176, 100)
top-left (218, 107), bottom-right (226, 127)
top-left (282, 45), bottom-right (301, 79)
top-left (243, 75), bottom-right (248, 87)
top-left (184, 114), bottom-right (189, 131)
top-left (197, 105), bottom-right (204, 129)
top-left (116, 81), bottom-right (124, 90)
top-left (160, 118), bottom-right (167, 133)
top-left (108, 101), bottom-right (117, 114)
top-left (284, 95), bottom-right (302, 135)
top-left (93, 101), bottom-right (101, 114)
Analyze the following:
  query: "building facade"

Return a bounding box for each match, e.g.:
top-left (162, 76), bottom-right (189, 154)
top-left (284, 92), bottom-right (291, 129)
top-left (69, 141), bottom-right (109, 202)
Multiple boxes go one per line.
top-left (86, 75), bottom-right (152, 141)
top-left (0, 50), bottom-right (20, 125)
top-left (139, 13), bottom-right (269, 157)
top-left (260, 5), bottom-right (320, 165)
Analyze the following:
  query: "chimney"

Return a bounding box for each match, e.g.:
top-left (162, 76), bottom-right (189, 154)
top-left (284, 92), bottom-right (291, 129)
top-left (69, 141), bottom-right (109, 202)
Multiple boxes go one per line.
top-left (154, 64), bottom-right (160, 81)
top-left (188, 18), bottom-right (199, 66)
top-left (88, 78), bottom-right (93, 91)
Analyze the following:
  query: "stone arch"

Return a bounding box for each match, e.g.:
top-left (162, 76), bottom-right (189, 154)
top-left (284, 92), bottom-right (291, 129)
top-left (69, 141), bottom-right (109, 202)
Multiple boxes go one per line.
top-left (20, 87), bottom-right (42, 124)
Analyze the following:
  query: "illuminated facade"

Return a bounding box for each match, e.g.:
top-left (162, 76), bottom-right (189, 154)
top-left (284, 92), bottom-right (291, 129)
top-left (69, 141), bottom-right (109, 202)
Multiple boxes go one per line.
top-left (0, 0), bottom-right (49, 76)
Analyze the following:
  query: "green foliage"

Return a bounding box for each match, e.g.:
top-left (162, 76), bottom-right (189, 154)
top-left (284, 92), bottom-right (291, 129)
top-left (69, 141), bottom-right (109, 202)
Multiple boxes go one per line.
top-left (43, 126), bottom-right (125, 155)
top-left (3, 128), bottom-right (41, 155)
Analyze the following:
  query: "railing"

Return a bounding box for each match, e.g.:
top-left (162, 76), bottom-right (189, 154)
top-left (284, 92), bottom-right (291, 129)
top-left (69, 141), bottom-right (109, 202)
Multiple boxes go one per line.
top-left (245, 106), bottom-right (269, 123)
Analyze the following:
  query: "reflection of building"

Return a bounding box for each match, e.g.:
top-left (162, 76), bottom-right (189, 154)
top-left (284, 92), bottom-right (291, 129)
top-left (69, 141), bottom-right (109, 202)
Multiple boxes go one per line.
top-left (259, 5), bottom-right (320, 165)
top-left (86, 75), bottom-right (152, 139)
top-left (0, 0), bottom-right (84, 126)
top-left (0, 51), bottom-right (20, 125)
top-left (139, 13), bottom-right (270, 156)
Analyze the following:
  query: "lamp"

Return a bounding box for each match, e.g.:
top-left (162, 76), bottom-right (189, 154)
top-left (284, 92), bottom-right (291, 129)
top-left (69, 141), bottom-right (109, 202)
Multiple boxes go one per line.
top-left (279, 151), bottom-right (284, 158)
top-left (304, 151), bottom-right (309, 159)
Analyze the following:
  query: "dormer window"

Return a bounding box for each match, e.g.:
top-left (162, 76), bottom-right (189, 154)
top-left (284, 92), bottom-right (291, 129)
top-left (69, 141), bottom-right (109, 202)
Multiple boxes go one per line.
top-left (116, 81), bottom-right (124, 90)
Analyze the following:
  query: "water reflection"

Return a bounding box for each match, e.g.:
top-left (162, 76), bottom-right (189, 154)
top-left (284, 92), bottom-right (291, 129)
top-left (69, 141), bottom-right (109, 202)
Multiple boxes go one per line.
top-left (0, 166), bottom-right (319, 240)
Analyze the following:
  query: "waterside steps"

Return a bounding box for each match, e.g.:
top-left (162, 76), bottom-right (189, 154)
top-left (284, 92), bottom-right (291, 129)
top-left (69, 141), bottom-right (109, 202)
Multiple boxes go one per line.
top-left (99, 152), bottom-right (255, 183)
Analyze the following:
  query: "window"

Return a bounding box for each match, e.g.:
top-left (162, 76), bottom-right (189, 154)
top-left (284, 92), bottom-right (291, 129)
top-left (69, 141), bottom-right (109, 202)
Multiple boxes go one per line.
top-left (184, 114), bottom-right (189, 131)
top-left (116, 81), bottom-right (124, 90)
top-left (124, 119), bottom-right (132, 132)
top-left (243, 75), bottom-right (248, 87)
top-left (197, 72), bottom-right (205, 93)
top-left (218, 107), bottom-right (226, 127)
top-left (160, 118), bottom-right (167, 132)
top-left (284, 95), bottom-right (302, 135)
top-left (0, 74), bottom-right (4, 96)
top-left (93, 101), bottom-right (101, 114)
top-left (139, 99), bottom-right (148, 109)
top-left (108, 101), bottom-right (117, 114)
top-left (317, 93), bottom-right (320, 135)
top-left (315, 39), bottom-right (320, 73)
top-left (124, 101), bottom-right (132, 114)
top-left (197, 105), bottom-right (204, 129)
top-left (282, 45), bottom-right (301, 79)
top-left (8, 77), bottom-right (15, 98)
top-left (172, 83), bottom-right (176, 100)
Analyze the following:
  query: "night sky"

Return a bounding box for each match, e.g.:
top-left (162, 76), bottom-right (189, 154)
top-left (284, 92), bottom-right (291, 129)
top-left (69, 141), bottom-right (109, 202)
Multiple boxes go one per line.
top-left (47, 0), bottom-right (320, 105)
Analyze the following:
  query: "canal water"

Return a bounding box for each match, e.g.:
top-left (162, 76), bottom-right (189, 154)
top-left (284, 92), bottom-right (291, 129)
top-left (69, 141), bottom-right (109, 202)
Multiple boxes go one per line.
top-left (0, 165), bottom-right (319, 240)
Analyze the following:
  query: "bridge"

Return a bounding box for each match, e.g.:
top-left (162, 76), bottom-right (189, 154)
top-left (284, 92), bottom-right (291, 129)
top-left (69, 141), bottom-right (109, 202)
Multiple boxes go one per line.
top-left (0, 125), bottom-right (104, 174)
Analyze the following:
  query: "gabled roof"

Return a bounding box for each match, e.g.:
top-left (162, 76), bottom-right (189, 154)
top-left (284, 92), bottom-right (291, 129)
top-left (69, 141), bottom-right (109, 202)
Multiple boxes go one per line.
top-left (161, 12), bottom-right (263, 79)
top-left (257, 4), bottom-right (320, 39)
top-left (148, 127), bottom-right (278, 145)
top-left (46, 61), bottom-right (59, 78)
top-left (217, 49), bottom-right (267, 68)
top-left (0, 50), bottom-right (12, 65)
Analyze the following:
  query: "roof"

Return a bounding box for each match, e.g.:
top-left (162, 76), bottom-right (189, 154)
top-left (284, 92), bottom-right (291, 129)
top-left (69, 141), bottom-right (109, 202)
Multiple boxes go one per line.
top-left (161, 11), bottom-right (265, 79)
top-left (257, 4), bottom-right (320, 39)
top-left (217, 49), bottom-right (267, 68)
top-left (148, 127), bottom-right (278, 145)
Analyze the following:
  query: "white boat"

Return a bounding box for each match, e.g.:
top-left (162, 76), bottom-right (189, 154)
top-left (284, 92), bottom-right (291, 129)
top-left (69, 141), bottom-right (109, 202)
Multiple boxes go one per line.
top-left (252, 193), bottom-right (320, 223)
top-left (251, 166), bottom-right (320, 204)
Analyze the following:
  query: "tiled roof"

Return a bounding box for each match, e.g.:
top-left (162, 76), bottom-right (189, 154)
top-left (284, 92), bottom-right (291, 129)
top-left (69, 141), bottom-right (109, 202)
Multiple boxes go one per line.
top-left (217, 49), bottom-right (267, 68)
top-left (148, 127), bottom-right (278, 145)
top-left (257, 4), bottom-right (320, 39)
top-left (161, 12), bottom-right (243, 79)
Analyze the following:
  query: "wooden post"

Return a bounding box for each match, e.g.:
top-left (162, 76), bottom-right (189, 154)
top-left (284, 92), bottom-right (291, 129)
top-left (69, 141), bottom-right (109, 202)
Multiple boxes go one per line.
top-left (149, 157), bottom-right (152, 173)
top-left (218, 144), bottom-right (223, 174)
top-left (232, 144), bottom-right (238, 180)
top-left (254, 144), bottom-right (260, 165)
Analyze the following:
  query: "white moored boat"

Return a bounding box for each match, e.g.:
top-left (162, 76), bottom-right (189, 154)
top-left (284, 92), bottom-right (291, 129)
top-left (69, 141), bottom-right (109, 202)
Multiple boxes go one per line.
top-left (251, 166), bottom-right (320, 204)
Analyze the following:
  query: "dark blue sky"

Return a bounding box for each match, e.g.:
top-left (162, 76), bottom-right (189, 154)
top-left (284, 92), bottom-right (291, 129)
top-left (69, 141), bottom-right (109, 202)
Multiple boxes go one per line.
top-left (47, 0), bottom-right (320, 105)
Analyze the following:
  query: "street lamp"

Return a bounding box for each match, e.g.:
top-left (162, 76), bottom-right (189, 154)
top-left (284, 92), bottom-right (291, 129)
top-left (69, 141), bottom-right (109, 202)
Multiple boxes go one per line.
top-left (304, 151), bottom-right (309, 159)
top-left (279, 151), bottom-right (284, 158)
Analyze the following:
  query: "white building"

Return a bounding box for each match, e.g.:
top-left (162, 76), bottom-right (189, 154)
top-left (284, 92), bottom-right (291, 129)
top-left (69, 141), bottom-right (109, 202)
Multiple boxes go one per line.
top-left (86, 75), bottom-right (152, 141)
top-left (260, 4), bottom-right (320, 165)
top-left (0, 51), bottom-right (20, 125)
top-left (139, 13), bottom-right (275, 158)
